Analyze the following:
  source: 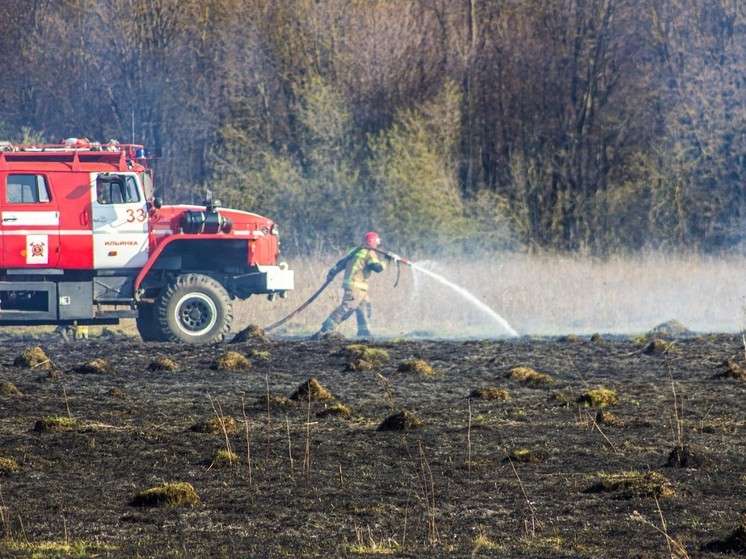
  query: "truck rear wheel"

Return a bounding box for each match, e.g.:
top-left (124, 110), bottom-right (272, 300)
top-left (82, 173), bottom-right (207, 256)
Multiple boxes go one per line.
top-left (155, 274), bottom-right (233, 344)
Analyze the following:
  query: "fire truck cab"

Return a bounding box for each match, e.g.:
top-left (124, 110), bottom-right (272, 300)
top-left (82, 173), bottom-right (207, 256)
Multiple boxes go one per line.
top-left (0, 139), bottom-right (294, 344)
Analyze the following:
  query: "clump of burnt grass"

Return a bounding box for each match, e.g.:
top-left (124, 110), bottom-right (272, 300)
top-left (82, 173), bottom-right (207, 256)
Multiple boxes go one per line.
top-left (316, 403), bottom-right (354, 419)
top-left (377, 410), bottom-right (421, 432)
top-left (74, 358), bottom-right (115, 375)
top-left (35, 370), bottom-right (64, 383)
top-left (507, 366), bottom-right (554, 387)
top-left (714, 359), bottom-right (746, 380)
top-left (469, 387), bottom-right (510, 401)
top-left (644, 339), bottom-right (677, 355)
top-left (148, 355), bottom-right (179, 372)
top-left (595, 410), bottom-right (625, 427)
top-left (13, 346), bottom-right (52, 370)
top-left (191, 416), bottom-right (239, 435)
top-left (396, 359), bottom-right (435, 376)
top-left (259, 394), bottom-right (293, 407)
top-left (666, 443), bottom-right (715, 469)
top-left (34, 416), bottom-right (78, 432)
top-left (290, 377), bottom-right (334, 402)
top-left (130, 482), bottom-right (200, 508)
top-left (106, 387), bottom-right (129, 400)
top-left (506, 448), bottom-right (547, 463)
top-left (0, 381), bottom-right (23, 396)
top-left (577, 388), bottom-right (619, 408)
top-left (340, 344), bottom-right (390, 371)
top-left (0, 456), bottom-right (21, 475)
top-left (585, 471), bottom-right (676, 499)
top-left (212, 351), bottom-right (251, 372)
top-left (210, 449), bottom-right (239, 468)
top-left (230, 324), bottom-right (271, 344)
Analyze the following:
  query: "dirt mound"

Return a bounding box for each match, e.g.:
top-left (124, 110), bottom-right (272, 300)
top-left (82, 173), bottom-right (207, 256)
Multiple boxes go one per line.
top-left (212, 351), bottom-right (251, 372)
top-left (13, 346), bottom-right (51, 370)
top-left (714, 359), bottom-right (746, 380)
top-left (705, 517), bottom-right (746, 554)
top-left (648, 319), bottom-right (695, 339)
top-left (316, 403), bottom-right (353, 419)
top-left (469, 387), bottom-right (510, 401)
top-left (0, 381), bottom-right (23, 396)
top-left (290, 377), bottom-right (334, 402)
top-left (643, 339), bottom-right (677, 355)
top-left (377, 410), bottom-right (421, 431)
top-left (148, 355), bottom-right (179, 372)
top-left (577, 388), bottom-right (618, 408)
top-left (507, 366), bottom-right (554, 387)
top-left (231, 324), bottom-right (271, 344)
top-left (191, 416), bottom-right (239, 435)
top-left (130, 482), bottom-right (200, 508)
top-left (0, 457), bottom-right (20, 475)
top-left (396, 359), bottom-right (434, 376)
top-left (74, 358), bottom-right (115, 374)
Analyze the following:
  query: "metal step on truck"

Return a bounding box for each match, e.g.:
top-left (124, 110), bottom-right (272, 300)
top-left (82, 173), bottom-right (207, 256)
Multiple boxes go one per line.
top-left (0, 138), bottom-right (294, 343)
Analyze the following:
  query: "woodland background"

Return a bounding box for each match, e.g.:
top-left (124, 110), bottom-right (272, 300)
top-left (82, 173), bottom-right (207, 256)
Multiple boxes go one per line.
top-left (0, 0), bottom-right (744, 258)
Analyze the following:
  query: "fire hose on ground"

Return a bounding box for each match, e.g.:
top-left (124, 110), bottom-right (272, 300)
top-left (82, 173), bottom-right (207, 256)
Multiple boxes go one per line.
top-left (264, 249), bottom-right (411, 332)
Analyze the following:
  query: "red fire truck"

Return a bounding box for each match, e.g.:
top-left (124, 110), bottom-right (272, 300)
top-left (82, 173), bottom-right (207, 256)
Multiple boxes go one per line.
top-left (0, 139), bottom-right (294, 343)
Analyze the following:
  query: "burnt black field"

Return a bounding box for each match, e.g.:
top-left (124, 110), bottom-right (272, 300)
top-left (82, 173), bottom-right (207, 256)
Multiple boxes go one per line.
top-left (0, 331), bottom-right (745, 558)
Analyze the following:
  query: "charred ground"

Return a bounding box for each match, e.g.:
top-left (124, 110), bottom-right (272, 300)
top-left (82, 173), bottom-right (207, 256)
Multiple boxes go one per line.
top-left (0, 330), bottom-right (744, 558)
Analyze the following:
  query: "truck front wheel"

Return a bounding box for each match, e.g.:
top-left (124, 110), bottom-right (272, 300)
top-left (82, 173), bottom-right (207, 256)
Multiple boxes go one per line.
top-left (155, 274), bottom-right (233, 344)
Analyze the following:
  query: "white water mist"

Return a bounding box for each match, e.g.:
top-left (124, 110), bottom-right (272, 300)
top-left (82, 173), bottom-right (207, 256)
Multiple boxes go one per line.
top-left (410, 261), bottom-right (518, 337)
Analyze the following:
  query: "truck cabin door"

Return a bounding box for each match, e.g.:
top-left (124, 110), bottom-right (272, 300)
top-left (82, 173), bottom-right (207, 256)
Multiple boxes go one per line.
top-left (1, 173), bottom-right (60, 268)
top-left (91, 173), bottom-right (149, 269)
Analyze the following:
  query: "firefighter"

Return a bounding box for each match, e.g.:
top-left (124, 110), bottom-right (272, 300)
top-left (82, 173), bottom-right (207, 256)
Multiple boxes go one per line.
top-left (312, 231), bottom-right (391, 339)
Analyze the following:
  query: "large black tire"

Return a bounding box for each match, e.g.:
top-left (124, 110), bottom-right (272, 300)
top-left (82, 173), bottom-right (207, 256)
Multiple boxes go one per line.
top-left (155, 274), bottom-right (233, 344)
top-left (135, 302), bottom-right (165, 342)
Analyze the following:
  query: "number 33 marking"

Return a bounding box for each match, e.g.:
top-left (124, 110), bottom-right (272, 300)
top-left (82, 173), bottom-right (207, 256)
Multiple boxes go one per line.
top-left (126, 209), bottom-right (147, 223)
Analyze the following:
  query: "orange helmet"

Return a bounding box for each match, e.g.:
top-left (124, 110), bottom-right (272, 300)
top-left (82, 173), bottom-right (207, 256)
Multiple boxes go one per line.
top-left (363, 231), bottom-right (381, 248)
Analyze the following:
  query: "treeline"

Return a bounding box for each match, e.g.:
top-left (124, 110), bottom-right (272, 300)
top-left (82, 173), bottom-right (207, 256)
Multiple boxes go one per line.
top-left (0, 0), bottom-right (744, 257)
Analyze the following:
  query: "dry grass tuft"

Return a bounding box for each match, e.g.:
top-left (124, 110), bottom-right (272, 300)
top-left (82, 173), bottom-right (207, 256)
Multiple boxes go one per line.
top-left (212, 351), bottom-right (251, 372)
top-left (714, 359), bottom-right (746, 380)
top-left (586, 471), bottom-right (676, 499)
top-left (0, 456), bottom-right (21, 475)
top-left (577, 388), bottom-right (619, 408)
top-left (644, 339), bottom-right (677, 355)
top-left (290, 377), bottom-right (334, 402)
top-left (14, 346), bottom-right (51, 370)
top-left (0, 381), bottom-right (23, 396)
top-left (396, 359), bottom-right (435, 376)
top-left (506, 448), bottom-right (547, 463)
top-left (469, 387), bottom-right (510, 401)
top-left (191, 416), bottom-right (239, 435)
top-left (377, 410), bottom-right (421, 431)
top-left (130, 482), bottom-right (200, 508)
top-left (148, 355), bottom-right (179, 372)
top-left (508, 366), bottom-right (554, 387)
top-left (34, 416), bottom-right (77, 432)
top-left (316, 403), bottom-right (353, 419)
top-left (74, 358), bottom-right (115, 374)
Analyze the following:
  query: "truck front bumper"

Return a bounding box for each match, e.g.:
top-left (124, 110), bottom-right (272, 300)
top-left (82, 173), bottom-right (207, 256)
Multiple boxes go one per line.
top-left (233, 263), bottom-right (294, 298)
